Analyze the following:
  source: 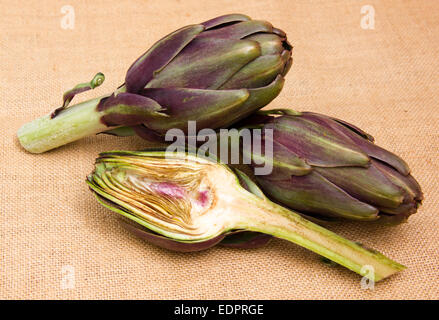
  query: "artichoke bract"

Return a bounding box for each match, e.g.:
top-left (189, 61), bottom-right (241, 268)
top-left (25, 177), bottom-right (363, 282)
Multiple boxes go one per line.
top-left (17, 14), bottom-right (292, 153)
top-left (240, 110), bottom-right (423, 224)
top-left (87, 150), bottom-right (405, 281)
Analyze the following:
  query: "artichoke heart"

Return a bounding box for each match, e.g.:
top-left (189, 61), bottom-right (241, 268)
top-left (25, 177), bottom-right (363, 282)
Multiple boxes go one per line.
top-left (88, 151), bottom-right (239, 241)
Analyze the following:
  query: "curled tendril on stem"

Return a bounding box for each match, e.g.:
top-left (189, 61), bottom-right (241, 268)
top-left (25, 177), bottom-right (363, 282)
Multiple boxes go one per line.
top-left (51, 72), bottom-right (105, 119)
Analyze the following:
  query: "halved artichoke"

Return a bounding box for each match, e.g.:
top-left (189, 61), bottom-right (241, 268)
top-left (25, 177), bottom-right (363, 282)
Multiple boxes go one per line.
top-left (87, 150), bottom-right (405, 281)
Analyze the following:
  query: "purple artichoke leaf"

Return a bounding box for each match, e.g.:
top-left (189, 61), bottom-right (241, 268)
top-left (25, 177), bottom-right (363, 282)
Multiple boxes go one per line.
top-left (303, 112), bottom-right (410, 175)
top-left (256, 171), bottom-right (379, 221)
top-left (272, 115), bottom-right (371, 168)
top-left (99, 126), bottom-right (136, 137)
top-left (272, 27), bottom-right (287, 39)
top-left (125, 24), bottom-right (204, 93)
top-left (98, 92), bottom-right (168, 127)
top-left (314, 164), bottom-right (405, 209)
top-left (131, 125), bottom-right (166, 142)
top-left (120, 219), bottom-right (226, 252)
top-left (378, 202), bottom-right (418, 216)
top-left (197, 20), bottom-right (273, 40)
top-left (145, 38), bottom-right (261, 90)
top-left (201, 14), bottom-right (251, 30)
top-left (225, 75), bottom-right (285, 125)
top-left (373, 159), bottom-right (423, 202)
top-left (244, 33), bottom-right (284, 55)
top-left (220, 231), bottom-right (272, 249)
top-left (140, 87), bottom-right (249, 134)
top-left (373, 212), bottom-right (412, 225)
top-left (219, 54), bottom-right (285, 90)
top-left (256, 109), bottom-right (302, 116)
top-left (243, 130), bottom-right (311, 178)
top-left (282, 57), bottom-right (293, 76)
top-left (330, 116), bottom-right (375, 141)
top-left (336, 123), bottom-right (411, 176)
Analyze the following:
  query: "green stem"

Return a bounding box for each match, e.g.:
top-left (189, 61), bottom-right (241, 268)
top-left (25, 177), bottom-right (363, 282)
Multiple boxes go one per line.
top-left (232, 192), bottom-right (405, 281)
top-left (17, 96), bottom-right (114, 153)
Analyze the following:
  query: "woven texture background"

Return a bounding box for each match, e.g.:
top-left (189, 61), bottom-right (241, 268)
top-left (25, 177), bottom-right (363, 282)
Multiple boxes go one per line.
top-left (1, 0), bottom-right (438, 299)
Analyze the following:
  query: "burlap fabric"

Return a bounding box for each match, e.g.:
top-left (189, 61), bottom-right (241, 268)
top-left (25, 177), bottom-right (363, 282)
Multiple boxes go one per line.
top-left (1, 0), bottom-right (438, 299)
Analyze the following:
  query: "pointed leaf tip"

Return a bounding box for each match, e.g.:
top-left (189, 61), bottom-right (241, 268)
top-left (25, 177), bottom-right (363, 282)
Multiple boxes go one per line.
top-left (98, 92), bottom-right (167, 127)
top-left (202, 14), bottom-right (251, 29)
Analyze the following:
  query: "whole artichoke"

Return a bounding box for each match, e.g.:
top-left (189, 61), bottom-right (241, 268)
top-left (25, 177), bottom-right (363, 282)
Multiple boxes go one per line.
top-left (18, 14), bottom-right (292, 153)
top-left (240, 110), bottom-right (423, 224)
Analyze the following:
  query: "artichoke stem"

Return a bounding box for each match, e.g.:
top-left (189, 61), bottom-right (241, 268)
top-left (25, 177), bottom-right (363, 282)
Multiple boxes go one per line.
top-left (17, 96), bottom-right (112, 153)
top-left (232, 193), bottom-right (405, 281)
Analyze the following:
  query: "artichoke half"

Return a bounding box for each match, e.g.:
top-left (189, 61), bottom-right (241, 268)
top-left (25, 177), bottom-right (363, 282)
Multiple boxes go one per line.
top-left (238, 110), bottom-right (423, 224)
top-left (18, 14), bottom-right (292, 153)
top-left (87, 150), bottom-right (405, 281)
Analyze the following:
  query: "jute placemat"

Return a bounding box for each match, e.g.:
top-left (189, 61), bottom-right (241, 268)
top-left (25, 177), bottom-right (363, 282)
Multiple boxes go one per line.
top-left (1, 0), bottom-right (438, 299)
